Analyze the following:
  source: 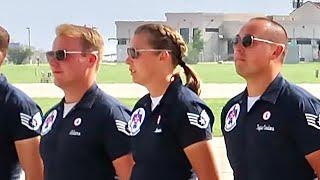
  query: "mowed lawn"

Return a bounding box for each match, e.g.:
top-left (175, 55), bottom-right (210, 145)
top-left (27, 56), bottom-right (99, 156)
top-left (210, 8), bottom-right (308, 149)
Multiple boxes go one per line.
top-left (3, 62), bottom-right (320, 83)
top-left (34, 98), bottom-right (228, 137)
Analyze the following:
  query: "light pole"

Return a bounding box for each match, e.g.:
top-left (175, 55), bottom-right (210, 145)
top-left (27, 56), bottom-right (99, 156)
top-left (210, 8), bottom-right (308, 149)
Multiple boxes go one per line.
top-left (26, 27), bottom-right (31, 64)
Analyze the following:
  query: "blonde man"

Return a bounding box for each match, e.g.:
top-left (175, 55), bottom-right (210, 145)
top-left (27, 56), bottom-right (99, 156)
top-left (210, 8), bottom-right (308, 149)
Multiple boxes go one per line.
top-left (40, 24), bottom-right (134, 180)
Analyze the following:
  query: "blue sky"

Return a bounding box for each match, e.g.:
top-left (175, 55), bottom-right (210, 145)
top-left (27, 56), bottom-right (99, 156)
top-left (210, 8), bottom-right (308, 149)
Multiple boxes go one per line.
top-left (0, 0), bottom-right (295, 53)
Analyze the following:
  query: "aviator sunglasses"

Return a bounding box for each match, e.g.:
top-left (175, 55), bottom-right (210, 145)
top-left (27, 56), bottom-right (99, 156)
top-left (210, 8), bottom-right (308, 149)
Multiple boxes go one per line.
top-left (127, 47), bottom-right (172, 59)
top-left (46, 49), bottom-right (98, 61)
top-left (233, 34), bottom-right (285, 48)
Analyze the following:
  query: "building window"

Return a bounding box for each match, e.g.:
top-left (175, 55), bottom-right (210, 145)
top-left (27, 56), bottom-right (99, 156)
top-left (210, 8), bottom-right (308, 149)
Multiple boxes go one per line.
top-left (297, 39), bottom-right (311, 45)
top-left (193, 28), bottom-right (200, 42)
top-left (118, 38), bottom-right (128, 45)
top-left (205, 28), bottom-right (219, 32)
top-left (227, 39), bottom-right (234, 54)
top-left (180, 28), bottom-right (189, 43)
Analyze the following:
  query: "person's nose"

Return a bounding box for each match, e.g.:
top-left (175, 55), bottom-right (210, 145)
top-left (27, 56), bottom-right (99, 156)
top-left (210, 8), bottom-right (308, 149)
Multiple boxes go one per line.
top-left (125, 56), bottom-right (133, 65)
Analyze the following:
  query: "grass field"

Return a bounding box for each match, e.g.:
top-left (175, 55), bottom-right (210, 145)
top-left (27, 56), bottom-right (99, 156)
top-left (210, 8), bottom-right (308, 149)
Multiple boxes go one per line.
top-left (3, 62), bottom-right (320, 83)
top-left (33, 98), bottom-right (228, 136)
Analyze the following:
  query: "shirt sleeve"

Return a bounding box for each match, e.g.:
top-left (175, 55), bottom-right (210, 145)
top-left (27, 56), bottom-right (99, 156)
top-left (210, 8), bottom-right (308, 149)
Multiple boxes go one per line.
top-left (175, 101), bottom-right (214, 149)
top-left (7, 100), bottom-right (43, 141)
top-left (221, 105), bottom-right (227, 135)
top-left (103, 105), bottom-right (131, 161)
top-left (289, 97), bottom-right (320, 155)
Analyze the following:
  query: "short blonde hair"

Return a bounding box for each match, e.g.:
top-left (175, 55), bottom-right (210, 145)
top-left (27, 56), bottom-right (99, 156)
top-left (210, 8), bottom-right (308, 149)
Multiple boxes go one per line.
top-left (56, 24), bottom-right (104, 69)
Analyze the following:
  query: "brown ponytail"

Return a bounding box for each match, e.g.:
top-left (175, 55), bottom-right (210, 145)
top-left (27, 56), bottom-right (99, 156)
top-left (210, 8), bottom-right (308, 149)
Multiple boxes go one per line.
top-left (179, 62), bottom-right (201, 95)
top-left (134, 23), bottom-right (202, 95)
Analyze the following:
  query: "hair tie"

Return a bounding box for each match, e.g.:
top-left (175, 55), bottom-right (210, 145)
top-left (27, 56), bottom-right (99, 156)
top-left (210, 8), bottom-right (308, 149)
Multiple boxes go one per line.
top-left (179, 61), bottom-right (186, 67)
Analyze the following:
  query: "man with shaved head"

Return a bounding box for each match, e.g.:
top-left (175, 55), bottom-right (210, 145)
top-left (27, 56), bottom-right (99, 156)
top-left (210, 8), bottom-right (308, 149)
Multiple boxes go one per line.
top-left (221, 17), bottom-right (320, 180)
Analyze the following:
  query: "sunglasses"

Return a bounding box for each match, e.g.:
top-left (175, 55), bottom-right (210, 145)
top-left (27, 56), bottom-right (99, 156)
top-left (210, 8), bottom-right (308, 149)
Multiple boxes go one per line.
top-left (46, 49), bottom-right (98, 61)
top-left (233, 34), bottom-right (285, 48)
top-left (127, 47), bottom-right (172, 59)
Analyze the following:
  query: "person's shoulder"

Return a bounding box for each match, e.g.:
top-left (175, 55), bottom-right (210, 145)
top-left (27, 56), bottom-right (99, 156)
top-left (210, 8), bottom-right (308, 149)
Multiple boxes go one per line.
top-left (94, 90), bottom-right (131, 133)
top-left (1, 82), bottom-right (43, 134)
top-left (94, 89), bottom-right (131, 114)
top-left (132, 94), bottom-right (150, 109)
top-left (95, 89), bottom-right (124, 106)
top-left (223, 91), bottom-right (244, 110)
top-left (175, 86), bottom-right (212, 114)
top-left (281, 81), bottom-right (320, 110)
top-left (282, 80), bottom-right (319, 103)
top-left (43, 101), bottom-right (61, 116)
top-left (2, 82), bottom-right (39, 110)
top-left (177, 86), bottom-right (203, 104)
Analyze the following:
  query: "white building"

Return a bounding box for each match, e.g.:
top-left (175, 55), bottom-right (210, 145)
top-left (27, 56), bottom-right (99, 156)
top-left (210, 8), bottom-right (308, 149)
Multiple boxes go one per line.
top-left (115, 1), bottom-right (320, 62)
top-left (272, 1), bottom-right (320, 62)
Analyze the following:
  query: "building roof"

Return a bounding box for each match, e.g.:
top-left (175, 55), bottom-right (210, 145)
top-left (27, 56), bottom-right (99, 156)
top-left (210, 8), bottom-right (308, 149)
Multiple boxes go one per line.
top-left (290, 1), bottom-right (320, 15)
top-left (312, 2), bottom-right (320, 8)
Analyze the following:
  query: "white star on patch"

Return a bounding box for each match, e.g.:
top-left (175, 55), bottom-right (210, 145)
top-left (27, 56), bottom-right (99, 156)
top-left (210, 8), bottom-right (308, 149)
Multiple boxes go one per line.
top-left (187, 110), bottom-right (210, 129)
top-left (20, 112), bottom-right (42, 131)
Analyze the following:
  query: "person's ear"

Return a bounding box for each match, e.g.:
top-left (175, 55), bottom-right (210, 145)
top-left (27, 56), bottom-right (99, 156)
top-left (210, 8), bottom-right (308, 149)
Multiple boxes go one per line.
top-left (159, 51), bottom-right (171, 61)
top-left (87, 53), bottom-right (97, 67)
top-left (0, 51), bottom-right (5, 65)
top-left (271, 45), bottom-right (285, 60)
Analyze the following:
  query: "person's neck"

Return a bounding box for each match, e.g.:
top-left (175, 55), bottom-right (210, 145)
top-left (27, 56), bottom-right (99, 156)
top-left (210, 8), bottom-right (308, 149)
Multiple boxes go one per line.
top-left (63, 79), bottom-right (95, 103)
top-left (146, 75), bottom-right (172, 97)
top-left (246, 71), bottom-right (279, 97)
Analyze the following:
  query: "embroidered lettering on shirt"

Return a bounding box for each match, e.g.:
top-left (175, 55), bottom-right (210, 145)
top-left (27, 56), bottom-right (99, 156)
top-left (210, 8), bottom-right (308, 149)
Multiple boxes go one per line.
top-left (154, 128), bottom-right (162, 133)
top-left (153, 115), bottom-right (162, 133)
top-left (69, 129), bottom-right (81, 136)
top-left (256, 124), bottom-right (275, 132)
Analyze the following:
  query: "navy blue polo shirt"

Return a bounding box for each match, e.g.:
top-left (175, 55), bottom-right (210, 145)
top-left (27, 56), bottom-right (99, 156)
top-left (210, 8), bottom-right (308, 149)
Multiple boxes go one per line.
top-left (0, 74), bottom-right (42, 180)
top-left (40, 84), bottom-right (131, 180)
top-left (221, 74), bottom-right (320, 180)
top-left (128, 77), bottom-right (214, 180)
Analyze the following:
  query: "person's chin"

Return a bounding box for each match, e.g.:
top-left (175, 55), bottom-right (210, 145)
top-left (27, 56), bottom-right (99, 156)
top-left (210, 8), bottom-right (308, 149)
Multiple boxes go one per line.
top-left (132, 77), bottom-right (140, 84)
top-left (235, 68), bottom-right (247, 78)
top-left (133, 77), bottom-right (145, 86)
top-left (53, 78), bottom-right (66, 89)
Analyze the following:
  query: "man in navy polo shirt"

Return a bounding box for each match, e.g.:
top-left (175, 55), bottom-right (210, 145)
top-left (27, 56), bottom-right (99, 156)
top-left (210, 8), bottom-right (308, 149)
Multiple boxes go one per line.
top-left (40, 24), bottom-right (134, 180)
top-left (0, 26), bottom-right (43, 180)
top-left (221, 17), bottom-right (320, 180)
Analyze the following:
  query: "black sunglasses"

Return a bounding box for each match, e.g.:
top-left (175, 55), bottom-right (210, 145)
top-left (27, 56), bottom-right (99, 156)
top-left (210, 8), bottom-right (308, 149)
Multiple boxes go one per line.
top-left (46, 49), bottom-right (98, 61)
top-left (233, 34), bottom-right (285, 48)
top-left (127, 47), bottom-right (172, 59)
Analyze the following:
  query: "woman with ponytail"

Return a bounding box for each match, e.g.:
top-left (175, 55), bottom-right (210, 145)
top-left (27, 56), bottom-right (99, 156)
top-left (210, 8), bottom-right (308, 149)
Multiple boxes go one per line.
top-left (125, 23), bottom-right (220, 180)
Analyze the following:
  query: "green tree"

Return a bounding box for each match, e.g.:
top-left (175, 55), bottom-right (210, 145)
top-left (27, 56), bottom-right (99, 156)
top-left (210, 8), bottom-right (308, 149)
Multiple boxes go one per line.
top-left (7, 47), bottom-right (33, 64)
top-left (185, 29), bottom-right (204, 64)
